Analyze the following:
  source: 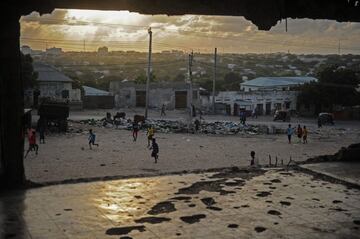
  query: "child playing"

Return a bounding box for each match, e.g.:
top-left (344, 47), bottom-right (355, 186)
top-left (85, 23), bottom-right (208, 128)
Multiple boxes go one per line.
top-left (88, 129), bottom-right (99, 149)
top-left (303, 126), bottom-right (308, 144)
top-left (147, 126), bottom-right (155, 147)
top-left (250, 151), bottom-right (259, 167)
top-left (132, 121), bottom-right (139, 142)
top-left (297, 124), bottom-right (303, 143)
top-left (25, 129), bottom-right (38, 158)
top-left (150, 138), bottom-right (159, 163)
top-left (286, 124), bottom-right (295, 144)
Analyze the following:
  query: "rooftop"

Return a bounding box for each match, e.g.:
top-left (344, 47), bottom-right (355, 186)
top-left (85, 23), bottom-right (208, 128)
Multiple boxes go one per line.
top-left (241, 76), bottom-right (317, 88)
top-left (111, 81), bottom-right (199, 90)
top-left (34, 62), bottom-right (73, 83)
top-left (83, 86), bottom-right (110, 96)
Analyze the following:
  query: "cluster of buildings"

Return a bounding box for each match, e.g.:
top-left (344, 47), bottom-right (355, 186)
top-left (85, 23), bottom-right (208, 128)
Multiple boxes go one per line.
top-left (24, 61), bottom-right (318, 116)
top-left (25, 62), bottom-right (113, 110)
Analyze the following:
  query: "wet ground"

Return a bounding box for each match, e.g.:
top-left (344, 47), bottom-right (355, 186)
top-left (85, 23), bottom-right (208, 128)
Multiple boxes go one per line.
top-left (1, 168), bottom-right (360, 239)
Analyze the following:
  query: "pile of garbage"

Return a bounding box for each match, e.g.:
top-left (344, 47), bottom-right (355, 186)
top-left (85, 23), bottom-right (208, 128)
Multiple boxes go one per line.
top-left (71, 115), bottom-right (275, 135)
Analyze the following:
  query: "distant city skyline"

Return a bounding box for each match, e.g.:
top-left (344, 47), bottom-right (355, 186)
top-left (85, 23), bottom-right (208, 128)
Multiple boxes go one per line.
top-left (20, 9), bottom-right (360, 54)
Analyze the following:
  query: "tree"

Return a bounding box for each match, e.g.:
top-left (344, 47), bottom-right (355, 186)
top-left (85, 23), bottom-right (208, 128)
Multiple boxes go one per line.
top-left (298, 66), bottom-right (360, 113)
top-left (174, 73), bottom-right (185, 82)
top-left (222, 72), bottom-right (243, 90)
top-left (21, 53), bottom-right (38, 89)
top-left (134, 72), bottom-right (156, 84)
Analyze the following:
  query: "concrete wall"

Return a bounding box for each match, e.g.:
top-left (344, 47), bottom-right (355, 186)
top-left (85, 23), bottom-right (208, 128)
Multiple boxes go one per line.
top-left (84, 96), bottom-right (114, 109)
top-left (112, 86), bottom-right (136, 108)
top-left (38, 82), bottom-right (72, 99)
top-left (215, 90), bottom-right (299, 115)
top-left (149, 88), bottom-right (174, 109)
top-left (110, 81), bottom-right (200, 110)
top-left (70, 88), bottom-right (82, 102)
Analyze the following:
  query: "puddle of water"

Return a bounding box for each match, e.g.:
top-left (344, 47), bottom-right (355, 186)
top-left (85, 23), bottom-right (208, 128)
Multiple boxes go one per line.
top-left (147, 201), bottom-right (176, 215)
top-left (228, 224), bottom-right (238, 228)
top-left (256, 191), bottom-right (272, 197)
top-left (135, 217), bottom-right (171, 224)
top-left (280, 201), bottom-right (291, 206)
top-left (180, 214), bottom-right (206, 224)
top-left (268, 210), bottom-right (282, 216)
top-left (201, 197), bottom-right (216, 206)
top-left (106, 226), bottom-right (145, 235)
top-left (254, 226), bottom-right (267, 233)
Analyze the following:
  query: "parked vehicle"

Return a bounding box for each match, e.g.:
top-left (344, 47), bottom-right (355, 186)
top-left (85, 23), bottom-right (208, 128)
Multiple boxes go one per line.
top-left (318, 112), bottom-right (334, 125)
top-left (273, 110), bottom-right (291, 122)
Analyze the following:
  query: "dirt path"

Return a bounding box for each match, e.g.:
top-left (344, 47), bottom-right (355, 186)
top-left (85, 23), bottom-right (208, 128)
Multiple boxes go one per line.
top-left (24, 121), bottom-right (360, 183)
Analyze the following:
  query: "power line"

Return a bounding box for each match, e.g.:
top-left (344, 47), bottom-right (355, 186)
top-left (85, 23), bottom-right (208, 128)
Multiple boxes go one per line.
top-left (21, 17), bottom-right (360, 52)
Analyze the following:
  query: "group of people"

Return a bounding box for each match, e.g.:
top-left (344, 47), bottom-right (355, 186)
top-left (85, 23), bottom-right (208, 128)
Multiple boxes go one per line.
top-left (88, 123), bottom-right (159, 164)
top-left (286, 124), bottom-right (308, 144)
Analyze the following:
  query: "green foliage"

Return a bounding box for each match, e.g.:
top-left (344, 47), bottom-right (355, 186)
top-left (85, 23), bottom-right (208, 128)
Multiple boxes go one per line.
top-left (298, 66), bottom-right (360, 112)
top-left (21, 53), bottom-right (38, 89)
top-left (222, 72), bottom-right (243, 90)
top-left (134, 72), bottom-right (156, 84)
top-left (174, 73), bottom-right (185, 82)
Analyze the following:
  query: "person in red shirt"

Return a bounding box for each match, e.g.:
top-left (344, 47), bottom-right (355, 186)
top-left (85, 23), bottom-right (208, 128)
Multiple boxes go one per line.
top-left (25, 129), bottom-right (38, 158)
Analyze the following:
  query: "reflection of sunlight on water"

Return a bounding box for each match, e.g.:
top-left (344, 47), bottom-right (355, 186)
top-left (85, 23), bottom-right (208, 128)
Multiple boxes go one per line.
top-left (94, 179), bottom-right (159, 223)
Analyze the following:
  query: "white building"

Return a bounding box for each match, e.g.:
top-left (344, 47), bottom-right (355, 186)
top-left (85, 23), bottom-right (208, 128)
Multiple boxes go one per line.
top-left (214, 76), bottom-right (318, 116)
top-left (215, 90), bottom-right (299, 116)
top-left (240, 76), bottom-right (317, 92)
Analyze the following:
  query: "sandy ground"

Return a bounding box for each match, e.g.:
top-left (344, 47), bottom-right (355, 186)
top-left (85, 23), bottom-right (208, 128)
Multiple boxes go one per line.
top-left (25, 110), bottom-right (360, 184)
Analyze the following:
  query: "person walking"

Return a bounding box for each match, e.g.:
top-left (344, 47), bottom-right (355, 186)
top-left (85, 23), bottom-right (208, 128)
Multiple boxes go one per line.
top-left (160, 104), bottom-right (166, 117)
top-left (147, 125), bottom-right (155, 147)
top-left (286, 124), bottom-right (295, 144)
top-left (296, 124), bottom-right (303, 143)
top-left (303, 125), bottom-right (308, 144)
top-left (88, 129), bottom-right (99, 149)
top-left (150, 138), bottom-right (159, 163)
top-left (194, 119), bottom-right (200, 132)
top-left (252, 108), bottom-right (257, 119)
top-left (250, 151), bottom-right (255, 166)
top-left (25, 129), bottom-right (38, 158)
top-left (132, 121), bottom-right (139, 142)
top-left (39, 124), bottom-right (45, 144)
top-left (317, 117), bottom-right (322, 128)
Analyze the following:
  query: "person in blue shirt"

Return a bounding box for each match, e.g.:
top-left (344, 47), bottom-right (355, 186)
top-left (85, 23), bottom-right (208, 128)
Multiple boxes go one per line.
top-left (88, 129), bottom-right (99, 149)
top-left (286, 124), bottom-right (295, 144)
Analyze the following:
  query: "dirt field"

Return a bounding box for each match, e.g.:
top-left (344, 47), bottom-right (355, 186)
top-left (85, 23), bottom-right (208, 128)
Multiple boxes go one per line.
top-left (25, 110), bottom-right (360, 184)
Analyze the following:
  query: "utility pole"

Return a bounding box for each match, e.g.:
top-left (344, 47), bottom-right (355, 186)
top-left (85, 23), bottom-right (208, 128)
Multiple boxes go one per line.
top-left (338, 39), bottom-right (341, 55)
top-left (212, 47), bottom-right (217, 114)
top-left (83, 40), bottom-right (85, 52)
top-left (145, 27), bottom-right (152, 119)
top-left (188, 51), bottom-right (194, 130)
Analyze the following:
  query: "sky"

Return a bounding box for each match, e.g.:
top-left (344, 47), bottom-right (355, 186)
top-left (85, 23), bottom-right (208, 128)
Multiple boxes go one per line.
top-left (20, 9), bottom-right (360, 54)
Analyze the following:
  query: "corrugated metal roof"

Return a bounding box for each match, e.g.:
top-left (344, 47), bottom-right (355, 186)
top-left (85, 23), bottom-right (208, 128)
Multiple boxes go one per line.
top-left (241, 76), bottom-right (317, 87)
top-left (34, 62), bottom-right (73, 83)
top-left (83, 86), bottom-right (110, 96)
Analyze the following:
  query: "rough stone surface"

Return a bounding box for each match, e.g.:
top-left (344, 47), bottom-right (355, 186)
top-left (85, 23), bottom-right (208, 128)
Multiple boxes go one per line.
top-left (1, 169), bottom-right (360, 238)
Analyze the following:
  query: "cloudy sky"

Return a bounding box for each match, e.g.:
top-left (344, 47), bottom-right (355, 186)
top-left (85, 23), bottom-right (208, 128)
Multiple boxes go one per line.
top-left (20, 9), bottom-right (360, 54)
